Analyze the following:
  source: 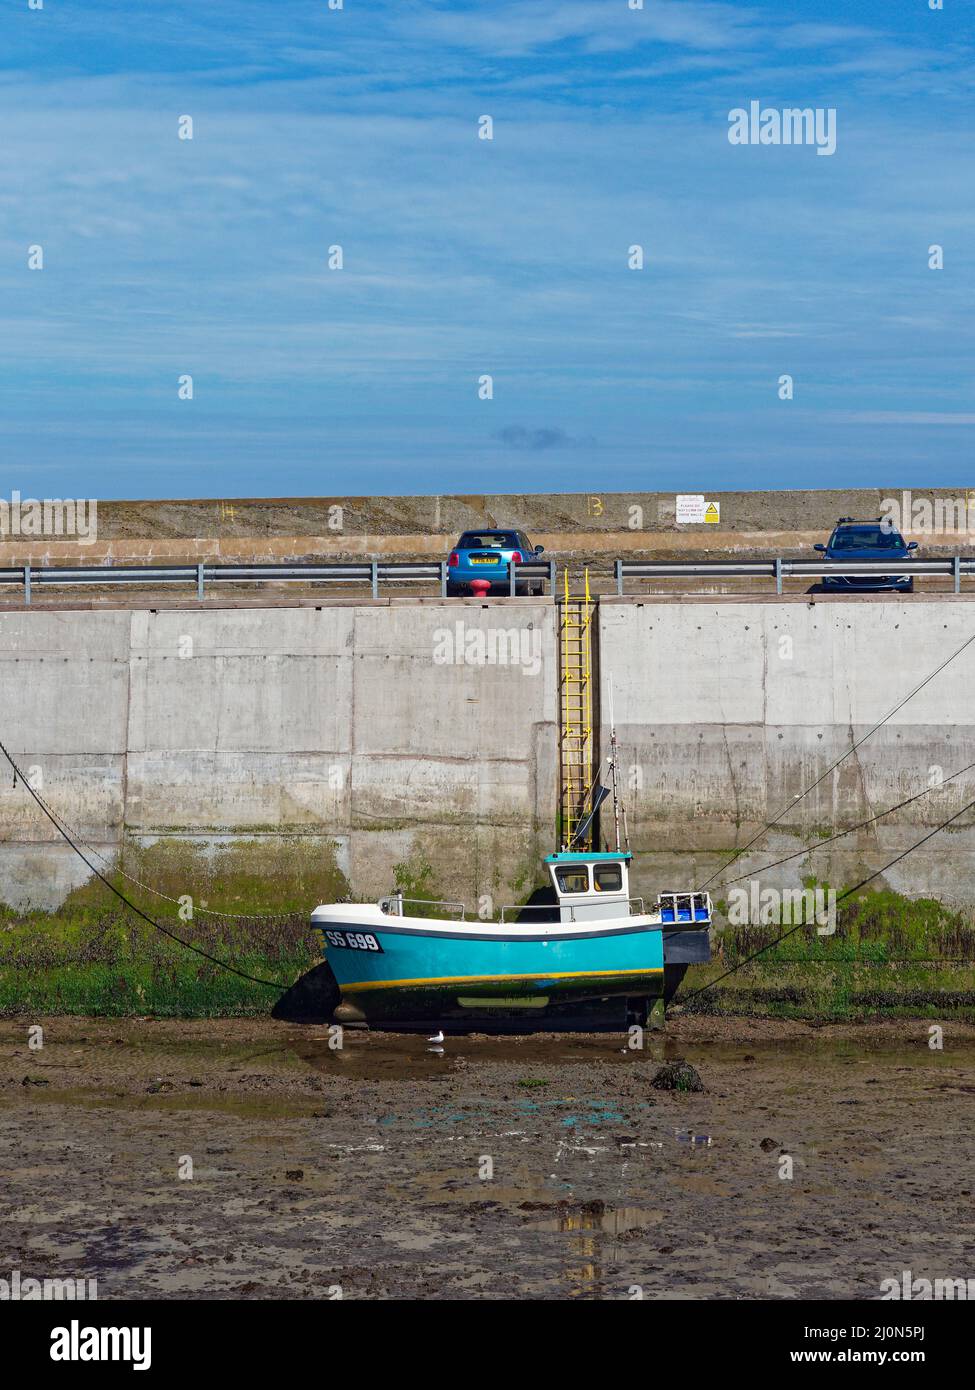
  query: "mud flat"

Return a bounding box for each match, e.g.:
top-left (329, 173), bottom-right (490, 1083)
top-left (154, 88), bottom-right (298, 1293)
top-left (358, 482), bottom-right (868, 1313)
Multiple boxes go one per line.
top-left (2, 1016), bottom-right (974, 1301)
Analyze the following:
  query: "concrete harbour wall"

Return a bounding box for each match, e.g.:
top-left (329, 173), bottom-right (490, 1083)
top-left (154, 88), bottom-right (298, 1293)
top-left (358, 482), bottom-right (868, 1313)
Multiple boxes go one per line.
top-left (0, 603), bottom-right (557, 911)
top-left (2, 595), bottom-right (974, 914)
top-left (601, 597), bottom-right (975, 911)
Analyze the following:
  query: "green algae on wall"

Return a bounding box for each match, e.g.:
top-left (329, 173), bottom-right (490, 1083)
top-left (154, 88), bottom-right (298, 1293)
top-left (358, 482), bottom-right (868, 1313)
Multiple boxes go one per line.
top-left (0, 836), bottom-right (349, 1017)
top-left (681, 888), bottom-right (975, 1022)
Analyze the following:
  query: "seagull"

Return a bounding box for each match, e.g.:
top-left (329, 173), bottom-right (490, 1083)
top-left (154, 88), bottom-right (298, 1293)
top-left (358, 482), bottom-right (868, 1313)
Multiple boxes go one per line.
top-left (427, 1029), bottom-right (445, 1044)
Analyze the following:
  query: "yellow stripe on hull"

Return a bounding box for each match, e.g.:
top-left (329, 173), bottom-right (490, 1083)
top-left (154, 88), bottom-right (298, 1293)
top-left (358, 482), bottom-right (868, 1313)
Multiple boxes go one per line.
top-left (344, 966), bottom-right (664, 992)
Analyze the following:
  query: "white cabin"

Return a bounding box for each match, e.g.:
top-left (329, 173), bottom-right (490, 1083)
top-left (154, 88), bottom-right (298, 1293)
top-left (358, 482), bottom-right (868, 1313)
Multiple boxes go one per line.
top-left (545, 851), bottom-right (633, 923)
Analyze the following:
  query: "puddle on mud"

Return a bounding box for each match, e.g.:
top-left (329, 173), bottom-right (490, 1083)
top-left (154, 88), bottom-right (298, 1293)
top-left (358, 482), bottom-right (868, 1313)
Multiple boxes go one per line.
top-left (290, 1033), bottom-right (648, 1077)
top-left (283, 1028), bottom-right (973, 1089)
top-left (2, 1021), bottom-right (967, 1128)
top-left (524, 1203), bottom-right (663, 1235)
top-left (676, 1129), bottom-right (713, 1148)
top-left (6, 1020), bottom-right (971, 1075)
top-left (12, 1084), bottom-right (320, 1122)
top-left (517, 1201), bottom-right (671, 1295)
top-left (287, 1029), bottom-right (970, 1081)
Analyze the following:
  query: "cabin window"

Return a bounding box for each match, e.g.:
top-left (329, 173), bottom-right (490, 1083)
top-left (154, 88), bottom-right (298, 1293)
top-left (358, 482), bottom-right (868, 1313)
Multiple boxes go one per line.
top-left (593, 864), bottom-right (623, 892)
top-left (555, 865), bottom-right (590, 895)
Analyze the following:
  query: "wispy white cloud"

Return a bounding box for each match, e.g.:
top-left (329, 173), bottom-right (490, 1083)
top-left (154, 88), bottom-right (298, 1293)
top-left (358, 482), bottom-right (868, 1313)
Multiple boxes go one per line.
top-left (403, 0), bottom-right (764, 57)
top-left (0, 0), bottom-right (972, 495)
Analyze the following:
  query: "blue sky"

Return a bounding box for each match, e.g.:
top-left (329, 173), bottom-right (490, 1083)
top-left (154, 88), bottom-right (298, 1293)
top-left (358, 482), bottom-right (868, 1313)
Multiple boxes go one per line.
top-left (1, 0), bottom-right (972, 500)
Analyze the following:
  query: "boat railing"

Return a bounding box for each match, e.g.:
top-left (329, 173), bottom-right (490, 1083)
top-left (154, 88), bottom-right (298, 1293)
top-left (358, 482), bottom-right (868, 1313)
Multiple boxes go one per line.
top-left (655, 891), bottom-right (713, 925)
top-left (498, 902), bottom-right (563, 923)
top-left (380, 892), bottom-right (468, 921)
top-left (498, 898), bottom-right (645, 923)
top-left (375, 891), bottom-right (711, 926)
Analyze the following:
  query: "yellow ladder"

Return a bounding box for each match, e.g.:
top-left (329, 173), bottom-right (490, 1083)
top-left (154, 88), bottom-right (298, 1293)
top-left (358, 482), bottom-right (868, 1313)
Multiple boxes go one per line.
top-left (559, 568), bottom-right (595, 849)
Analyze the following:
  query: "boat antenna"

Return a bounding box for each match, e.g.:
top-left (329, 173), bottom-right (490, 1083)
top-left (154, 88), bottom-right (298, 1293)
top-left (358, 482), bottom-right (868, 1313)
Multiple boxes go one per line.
top-left (606, 682), bottom-right (627, 854)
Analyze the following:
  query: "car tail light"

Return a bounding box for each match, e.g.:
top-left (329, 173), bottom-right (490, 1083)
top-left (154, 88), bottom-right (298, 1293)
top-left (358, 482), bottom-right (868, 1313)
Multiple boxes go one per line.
top-left (511, 551), bottom-right (523, 563)
top-left (448, 552), bottom-right (459, 567)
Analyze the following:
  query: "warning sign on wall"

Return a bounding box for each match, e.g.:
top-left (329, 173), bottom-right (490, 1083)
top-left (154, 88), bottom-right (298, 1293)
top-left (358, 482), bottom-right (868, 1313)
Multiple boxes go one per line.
top-left (676, 495), bottom-right (705, 523)
top-left (676, 496), bottom-right (720, 524)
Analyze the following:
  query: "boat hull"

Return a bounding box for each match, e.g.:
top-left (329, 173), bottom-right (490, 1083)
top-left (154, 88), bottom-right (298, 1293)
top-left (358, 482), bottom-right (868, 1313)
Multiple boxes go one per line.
top-left (311, 907), bottom-right (668, 1026)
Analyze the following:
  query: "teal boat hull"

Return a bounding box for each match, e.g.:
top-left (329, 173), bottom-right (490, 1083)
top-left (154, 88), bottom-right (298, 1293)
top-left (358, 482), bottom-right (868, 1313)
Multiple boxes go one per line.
top-left (311, 913), bottom-right (666, 1026)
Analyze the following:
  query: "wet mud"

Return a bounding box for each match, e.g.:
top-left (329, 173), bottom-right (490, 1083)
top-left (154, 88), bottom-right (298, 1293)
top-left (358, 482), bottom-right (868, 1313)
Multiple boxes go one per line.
top-left (2, 1016), bottom-right (973, 1300)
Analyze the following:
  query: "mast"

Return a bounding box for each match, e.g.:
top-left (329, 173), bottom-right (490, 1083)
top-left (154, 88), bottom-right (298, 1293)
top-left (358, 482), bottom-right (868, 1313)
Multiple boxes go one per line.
top-left (607, 682), bottom-right (622, 853)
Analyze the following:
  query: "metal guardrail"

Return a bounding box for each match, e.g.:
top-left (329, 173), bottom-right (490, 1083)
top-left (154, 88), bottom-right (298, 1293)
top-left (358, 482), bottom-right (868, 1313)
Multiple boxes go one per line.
top-left (0, 558), bottom-right (557, 605)
top-left (2, 556), bottom-right (972, 603)
top-left (508, 559), bottom-right (556, 596)
top-left (615, 557), bottom-right (975, 595)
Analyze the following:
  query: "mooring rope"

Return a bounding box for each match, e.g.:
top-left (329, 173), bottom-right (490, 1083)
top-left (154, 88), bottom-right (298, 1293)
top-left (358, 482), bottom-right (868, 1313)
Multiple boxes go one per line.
top-left (0, 736), bottom-right (289, 991)
top-left (681, 794), bottom-right (975, 1003)
top-left (705, 756), bottom-right (975, 893)
top-left (3, 765), bottom-right (296, 923)
top-left (696, 624), bottom-right (975, 892)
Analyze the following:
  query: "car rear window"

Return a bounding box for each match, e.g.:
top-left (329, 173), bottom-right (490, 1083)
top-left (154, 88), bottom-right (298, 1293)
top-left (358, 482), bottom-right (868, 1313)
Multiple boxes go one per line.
top-left (458, 532), bottom-right (520, 549)
top-left (830, 527), bottom-right (907, 552)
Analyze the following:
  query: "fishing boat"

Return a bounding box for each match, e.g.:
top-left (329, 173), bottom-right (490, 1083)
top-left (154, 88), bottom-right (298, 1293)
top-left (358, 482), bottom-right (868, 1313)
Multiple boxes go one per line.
top-left (311, 850), bottom-right (710, 1031)
top-left (310, 713), bottom-right (711, 1031)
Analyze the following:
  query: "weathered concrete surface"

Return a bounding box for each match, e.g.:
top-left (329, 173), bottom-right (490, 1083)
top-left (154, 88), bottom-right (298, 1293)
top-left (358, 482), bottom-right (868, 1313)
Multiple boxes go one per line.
top-left (0, 603), bottom-right (556, 910)
top-left (3, 593), bottom-right (973, 914)
top-left (0, 611), bottom-right (130, 908)
top-left (0, 487), bottom-right (963, 538)
top-left (3, 487), bottom-right (972, 567)
top-left (600, 596), bottom-right (975, 910)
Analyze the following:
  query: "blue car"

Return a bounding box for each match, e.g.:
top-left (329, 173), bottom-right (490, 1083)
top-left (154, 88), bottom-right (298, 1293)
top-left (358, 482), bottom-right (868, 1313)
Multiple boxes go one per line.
top-left (446, 529), bottom-right (546, 596)
top-left (814, 517), bottom-right (918, 593)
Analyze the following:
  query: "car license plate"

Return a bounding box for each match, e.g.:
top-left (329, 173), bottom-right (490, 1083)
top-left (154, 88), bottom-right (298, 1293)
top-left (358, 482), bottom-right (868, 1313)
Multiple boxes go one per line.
top-left (470, 556), bottom-right (498, 564)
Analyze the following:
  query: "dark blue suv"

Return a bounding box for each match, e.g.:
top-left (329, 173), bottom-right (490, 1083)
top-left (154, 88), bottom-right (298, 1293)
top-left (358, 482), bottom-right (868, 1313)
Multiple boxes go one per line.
top-left (447, 529), bottom-right (545, 596)
top-left (814, 518), bottom-right (918, 593)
